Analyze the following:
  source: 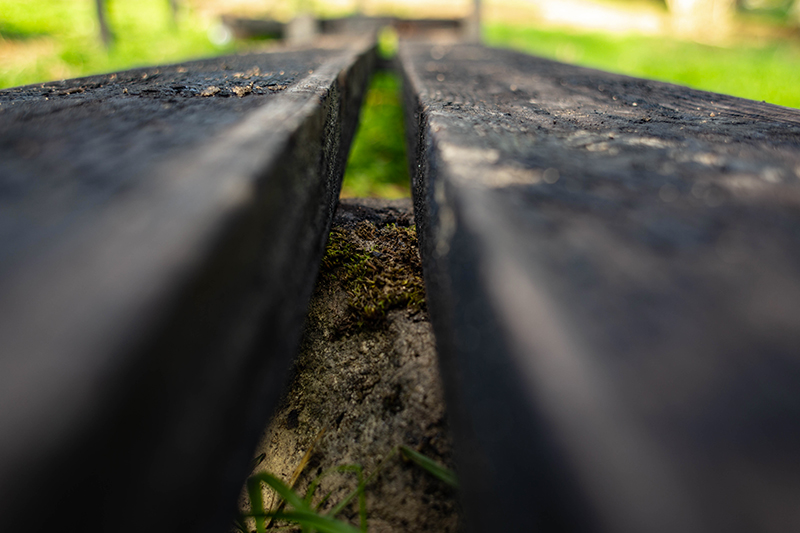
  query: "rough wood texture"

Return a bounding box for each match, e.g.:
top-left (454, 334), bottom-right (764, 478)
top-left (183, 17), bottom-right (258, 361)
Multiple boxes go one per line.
top-left (399, 41), bottom-right (800, 533)
top-left (0, 39), bottom-right (375, 533)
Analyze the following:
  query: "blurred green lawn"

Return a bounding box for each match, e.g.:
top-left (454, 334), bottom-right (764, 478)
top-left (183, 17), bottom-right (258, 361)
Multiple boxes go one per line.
top-left (347, 23), bottom-right (800, 196)
top-left (485, 22), bottom-right (800, 109)
top-left (2, 2), bottom-right (799, 198)
top-left (341, 70), bottom-right (410, 198)
top-left (0, 0), bottom-right (232, 89)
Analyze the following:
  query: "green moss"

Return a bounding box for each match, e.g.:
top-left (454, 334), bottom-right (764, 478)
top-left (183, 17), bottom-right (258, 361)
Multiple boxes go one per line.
top-left (320, 221), bottom-right (425, 330)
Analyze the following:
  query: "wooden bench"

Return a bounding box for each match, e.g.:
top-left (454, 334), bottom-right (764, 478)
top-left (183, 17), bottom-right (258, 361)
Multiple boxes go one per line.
top-left (0, 38), bottom-right (374, 533)
top-left (398, 41), bottom-right (800, 532)
top-left (220, 15), bottom-right (474, 43)
top-left (4, 33), bottom-right (800, 533)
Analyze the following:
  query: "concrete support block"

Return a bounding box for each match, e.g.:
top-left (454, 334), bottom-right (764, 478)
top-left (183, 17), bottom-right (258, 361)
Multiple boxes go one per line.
top-left (286, 14), bottom-right (319, 46)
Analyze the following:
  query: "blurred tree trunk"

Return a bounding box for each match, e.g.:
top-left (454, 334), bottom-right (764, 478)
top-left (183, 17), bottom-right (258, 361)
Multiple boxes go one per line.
top-left (465, 0), bottom-right (481, 43)
top-left (95, 0), bottom-right (180, 45)
top-left (167, 0), bottom-right (179, 29)
top-left (791, 0), bottom-right (800, 24)
top-left (95, 0), bottom-right (112, 46)
top-left (666, 0), bottom-right (737, 38)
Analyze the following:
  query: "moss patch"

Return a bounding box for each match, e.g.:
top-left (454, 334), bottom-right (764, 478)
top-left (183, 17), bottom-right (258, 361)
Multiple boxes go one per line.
top-left (320, 219), bottom-right (425, 330)
top-left (239, 199), bottom-right (458, 533)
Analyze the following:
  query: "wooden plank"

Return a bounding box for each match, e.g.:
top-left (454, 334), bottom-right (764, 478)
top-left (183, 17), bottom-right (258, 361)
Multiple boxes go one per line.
top-left (399, 41), bottom-right (800, 533)
top-left (0, 38), bottom-right (375, 533)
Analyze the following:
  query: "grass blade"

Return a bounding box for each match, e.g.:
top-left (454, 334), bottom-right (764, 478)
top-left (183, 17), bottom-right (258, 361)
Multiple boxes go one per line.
top-left (358, 472), bottom-right (367, 533)
top-left (269, 510), bottom-right (360, 533)
top-left (246, 472), bottom-right (355, 533)
top-left (399, 446), bottom-right (459, 488)
top-left (249, 472), bottom-right (311, 512)
top-left (326, 465), bottom-right (363, 518)
top-left (305, 463), bottom-right (349, 506)
top-left (249, 453), bottom-right (267, 472)
top-left (246, 475), bottom-right (268, 533)
top-left (334, 466), bottom-right (367, 532)
top-left (315, 489), bottom-right (335, 512)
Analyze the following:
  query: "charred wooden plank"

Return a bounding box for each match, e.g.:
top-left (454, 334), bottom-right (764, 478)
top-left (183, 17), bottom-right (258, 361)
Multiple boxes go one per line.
top-left (0, 39), bottom-right (375, 533)
top-left (399, 41), bottom-right (800, 533)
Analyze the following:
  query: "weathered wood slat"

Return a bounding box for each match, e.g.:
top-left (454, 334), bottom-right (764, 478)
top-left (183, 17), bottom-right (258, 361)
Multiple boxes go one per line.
top-left (0, 39), bottom-right (375, 533)
top-left (399, 42), bottom-right (800, 533)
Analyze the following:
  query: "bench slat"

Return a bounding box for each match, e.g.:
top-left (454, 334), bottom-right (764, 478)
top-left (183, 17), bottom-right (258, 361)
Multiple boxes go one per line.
top-left (400, 42), bottom-right (800, 533)
top-left (0, 39), bottom-right (374, 533)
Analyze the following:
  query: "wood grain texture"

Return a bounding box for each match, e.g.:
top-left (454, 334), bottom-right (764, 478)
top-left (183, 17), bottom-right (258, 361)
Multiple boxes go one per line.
top-left (0, 38), bottom-right (375, 533)
top-left (400, 41), bottom-right (800, 533)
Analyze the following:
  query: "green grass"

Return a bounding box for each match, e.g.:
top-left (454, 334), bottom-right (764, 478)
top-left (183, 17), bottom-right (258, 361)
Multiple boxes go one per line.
top-left (485, 23), bottom-right (800, 109)
top-left (238, 446), bottom-right (457, 533)
top-left (341, 70), bottom-right (411, 198)
top-left (0, 0), bottom-right (233, 89)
